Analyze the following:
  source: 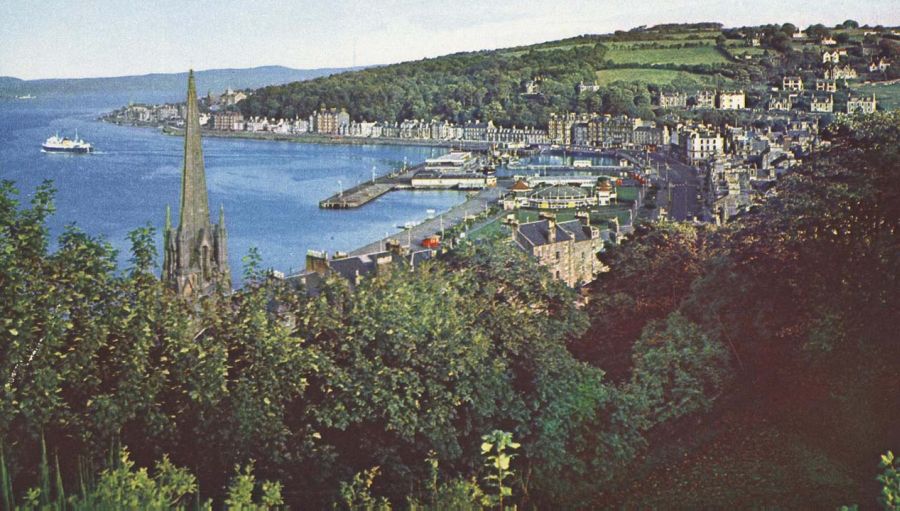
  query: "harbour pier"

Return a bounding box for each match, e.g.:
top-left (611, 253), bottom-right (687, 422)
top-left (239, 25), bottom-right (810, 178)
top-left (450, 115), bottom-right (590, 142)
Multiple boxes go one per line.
top-left (319, 164), bottom-right (422, 209)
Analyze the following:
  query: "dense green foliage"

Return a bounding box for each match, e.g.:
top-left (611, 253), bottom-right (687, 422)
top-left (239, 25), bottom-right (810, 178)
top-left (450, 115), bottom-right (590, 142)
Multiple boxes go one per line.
top-left (242, 42), bottom-right (610, 127)
top-left (579, 111), bottom-right (900, 507)
top-left (2, 109), bottom-right (899, 508)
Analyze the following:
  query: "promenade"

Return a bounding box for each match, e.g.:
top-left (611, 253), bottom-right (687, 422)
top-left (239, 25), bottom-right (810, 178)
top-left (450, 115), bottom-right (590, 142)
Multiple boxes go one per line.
top-left (349, 185), bottom-right (506, 256)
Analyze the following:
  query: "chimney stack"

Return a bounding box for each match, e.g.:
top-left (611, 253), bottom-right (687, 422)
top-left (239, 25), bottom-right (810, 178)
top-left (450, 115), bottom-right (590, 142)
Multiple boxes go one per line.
top-left (540, 212), bottom-right (557, 243)
top-left (505, 214), bottom-right (519, 240)
top-left (306, 250), bottom-right (329, 275)
top-left (576, 211), bottom-right (590, 226)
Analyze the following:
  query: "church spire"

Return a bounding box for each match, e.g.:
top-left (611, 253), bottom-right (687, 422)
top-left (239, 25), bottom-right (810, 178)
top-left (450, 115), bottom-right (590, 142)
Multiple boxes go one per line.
top-left (179, 69), bottom-right (210, 233)
top-left (162, 70), bottom-right (231, 297)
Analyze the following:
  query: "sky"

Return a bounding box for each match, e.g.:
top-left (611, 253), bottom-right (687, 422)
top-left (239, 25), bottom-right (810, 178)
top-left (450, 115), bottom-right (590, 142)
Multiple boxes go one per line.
top-left (1, 0), bottom-right (898, 80)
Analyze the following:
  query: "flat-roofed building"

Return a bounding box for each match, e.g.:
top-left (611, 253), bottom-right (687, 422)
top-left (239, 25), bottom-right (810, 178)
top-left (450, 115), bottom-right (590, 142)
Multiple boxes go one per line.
top-left (423, 151), bottom-right (479, 173)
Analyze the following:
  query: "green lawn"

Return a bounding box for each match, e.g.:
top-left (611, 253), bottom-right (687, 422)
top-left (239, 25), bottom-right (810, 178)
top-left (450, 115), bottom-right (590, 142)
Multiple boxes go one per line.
top-left (615, 186), bottom-right (640, 201)
top-left (605, 46), bottom-right (729, 65)
top-left (467, 217), bottom-right (507, 241)
top-left (591, 207), bottom-right (633, 226)
top-left (595, 68), bottom-right (728, 87)
top-left (851, 82), bottom-right (900, 111)
top-left (514, 209), bottom-right (578, 223)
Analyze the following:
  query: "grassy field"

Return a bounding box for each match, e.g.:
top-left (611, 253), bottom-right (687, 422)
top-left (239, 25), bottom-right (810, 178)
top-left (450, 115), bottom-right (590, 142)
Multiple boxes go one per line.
top-left (605, 40), bottom-right (717, 50)
top-left (605, 46), bottom-right (728, 65)
top-left (643, 30), bottom-right (722, 40)
top-left (500, 42), bottom-right (595, 57)
top-left (851, 82), bottom-right (900, 110)
top-left (595, 68), bottom-right (728, 87)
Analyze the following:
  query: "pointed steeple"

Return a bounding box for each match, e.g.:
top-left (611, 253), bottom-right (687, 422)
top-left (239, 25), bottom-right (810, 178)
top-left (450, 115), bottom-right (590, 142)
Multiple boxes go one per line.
top-left (162, 70), bottom-right (231, 297)
top-left (179, 69), bottom-right (210, 233)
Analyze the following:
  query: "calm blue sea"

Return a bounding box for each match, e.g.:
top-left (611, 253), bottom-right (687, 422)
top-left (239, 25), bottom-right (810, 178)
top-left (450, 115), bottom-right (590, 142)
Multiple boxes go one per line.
top-left (0, 92), bottom-right (461, 285)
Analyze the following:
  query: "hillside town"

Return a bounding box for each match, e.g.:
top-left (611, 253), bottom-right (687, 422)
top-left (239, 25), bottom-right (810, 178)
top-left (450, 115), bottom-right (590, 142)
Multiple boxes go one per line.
top-left (6, 7), bottom-right (900, 510)
top-left (99, 21), bottom-right (896, 290)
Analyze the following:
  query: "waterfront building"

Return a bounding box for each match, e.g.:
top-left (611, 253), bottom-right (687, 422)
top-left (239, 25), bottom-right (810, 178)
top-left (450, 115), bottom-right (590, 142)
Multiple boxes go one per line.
top-left (349, 120), bottom-right (376, 137)
top-left (429, 120), bottom-right (455, 140)
top-left (410, 171), bottom-right (495, 190)
top-left (424, 151), bottom-right (479, 173)
top-left (511, 213), bottom-right (603, 287)
top-left (311, 107), bottom-right (350, 135)
top-left (162, 71), bottom-right (231, 297)
top-left (158, 104), bottom-right (180, 121)
top-left (212, 112), bottom-right (244, 131)
top-left (587, 115), bottom-right (633, 148)
top-left (462, 120), bottom-right (494, 141)
top-left (548, 112), bottom-right (591, 145)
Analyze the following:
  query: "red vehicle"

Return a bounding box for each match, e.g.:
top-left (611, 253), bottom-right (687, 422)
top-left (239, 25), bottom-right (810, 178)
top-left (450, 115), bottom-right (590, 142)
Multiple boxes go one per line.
top-left (421, 235), bottom-right (441, 249)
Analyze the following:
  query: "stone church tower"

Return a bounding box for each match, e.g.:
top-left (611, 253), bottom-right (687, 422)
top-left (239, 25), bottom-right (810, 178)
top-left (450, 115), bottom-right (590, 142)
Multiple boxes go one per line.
top-left (163, 70), bottom-right (231, 296)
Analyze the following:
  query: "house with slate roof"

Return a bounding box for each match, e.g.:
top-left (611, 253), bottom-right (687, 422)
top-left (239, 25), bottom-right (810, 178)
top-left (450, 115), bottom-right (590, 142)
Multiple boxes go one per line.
top-left (298, 240), bottom-right (435, 293)
top-left (510, 213), bottom-right (603, 287)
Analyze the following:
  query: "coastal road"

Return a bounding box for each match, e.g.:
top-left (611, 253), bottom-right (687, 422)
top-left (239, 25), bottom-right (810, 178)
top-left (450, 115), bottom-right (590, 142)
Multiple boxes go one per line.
top-left (349, 185), bottom-right (506, 256)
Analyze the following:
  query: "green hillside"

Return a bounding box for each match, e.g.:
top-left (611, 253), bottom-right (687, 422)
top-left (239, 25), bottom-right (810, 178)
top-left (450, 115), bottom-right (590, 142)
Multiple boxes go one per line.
top-left (595, 68), bottom-right (731, 87)
top-left (605, 46), bottom-right (729, 65)
top-left (240, 23), bottom-right (751, 127)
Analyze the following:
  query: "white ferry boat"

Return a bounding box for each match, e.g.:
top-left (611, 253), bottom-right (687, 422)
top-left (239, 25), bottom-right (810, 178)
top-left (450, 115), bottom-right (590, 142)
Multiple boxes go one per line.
top-left (42, 132), bottom-right (93, 154)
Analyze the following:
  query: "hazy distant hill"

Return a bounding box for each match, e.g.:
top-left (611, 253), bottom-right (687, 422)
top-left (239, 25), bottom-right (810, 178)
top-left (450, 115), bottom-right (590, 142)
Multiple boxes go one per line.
top-left (0, 65), bottom-right (358, 97)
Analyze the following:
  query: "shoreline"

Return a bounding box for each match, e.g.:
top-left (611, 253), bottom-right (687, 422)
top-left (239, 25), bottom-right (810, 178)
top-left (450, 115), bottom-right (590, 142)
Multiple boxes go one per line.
top-left (103, 119), bottom-right (501, 150)
top-left (100, 118), bottom-right (507, 267)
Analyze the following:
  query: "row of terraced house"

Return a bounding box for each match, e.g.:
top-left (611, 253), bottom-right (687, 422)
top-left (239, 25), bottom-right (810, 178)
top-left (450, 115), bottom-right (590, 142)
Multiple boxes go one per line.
top-left (210, 107), bottom-right (548, 145)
